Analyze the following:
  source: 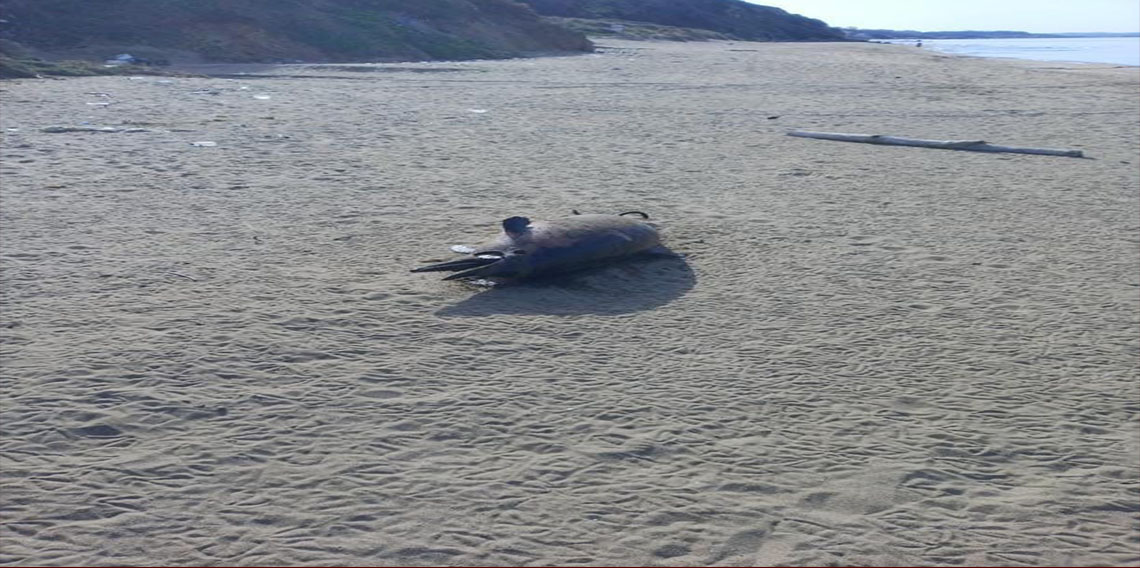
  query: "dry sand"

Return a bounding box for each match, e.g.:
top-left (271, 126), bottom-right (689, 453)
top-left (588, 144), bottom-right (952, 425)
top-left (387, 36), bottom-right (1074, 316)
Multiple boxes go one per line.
top-left (1, 40), bottom-right (1138, 566)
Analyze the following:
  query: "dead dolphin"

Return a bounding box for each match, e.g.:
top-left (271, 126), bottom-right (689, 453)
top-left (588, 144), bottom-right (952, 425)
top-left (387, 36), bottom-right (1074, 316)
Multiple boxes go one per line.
top-left (411, 211), bottom-right (668, 281)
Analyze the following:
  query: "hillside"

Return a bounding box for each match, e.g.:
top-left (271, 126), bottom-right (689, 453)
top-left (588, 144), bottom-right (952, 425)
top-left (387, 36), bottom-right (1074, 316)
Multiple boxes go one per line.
top-left (518, 0), bottom-right (847, 41)
top-left (0, 0), bottom-right (592, 71)
top-left (547, 17), bottom-right (735, 41)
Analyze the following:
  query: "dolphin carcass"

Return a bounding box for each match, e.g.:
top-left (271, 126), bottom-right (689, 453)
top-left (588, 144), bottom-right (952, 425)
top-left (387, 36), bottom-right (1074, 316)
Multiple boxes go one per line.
top-left (411, 211), bottom-right (670, 281)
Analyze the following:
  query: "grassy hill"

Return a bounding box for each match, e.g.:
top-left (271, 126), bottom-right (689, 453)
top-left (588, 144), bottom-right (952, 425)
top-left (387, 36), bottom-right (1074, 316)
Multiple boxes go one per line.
top-left (546, 17), bottom-right (735, 41)
top-left (519, 0), bottom-right (847, 41)
top-left (0, 0), bottom-right (592, 77)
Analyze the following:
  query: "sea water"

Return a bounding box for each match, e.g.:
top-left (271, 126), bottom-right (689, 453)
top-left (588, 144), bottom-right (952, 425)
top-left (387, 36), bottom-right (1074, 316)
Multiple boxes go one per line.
top-left (915, 36), bottom-right (1139, 66)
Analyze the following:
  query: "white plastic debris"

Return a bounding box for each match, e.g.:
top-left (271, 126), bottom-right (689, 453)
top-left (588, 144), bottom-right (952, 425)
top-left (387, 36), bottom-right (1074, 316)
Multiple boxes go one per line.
top-left (41, 126), bottom-right (121, 133)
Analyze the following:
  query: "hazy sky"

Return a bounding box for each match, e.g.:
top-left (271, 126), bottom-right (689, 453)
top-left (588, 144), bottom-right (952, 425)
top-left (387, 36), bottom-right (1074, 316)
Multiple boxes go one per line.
top-left (751, 0), bottom-right (1140, 33)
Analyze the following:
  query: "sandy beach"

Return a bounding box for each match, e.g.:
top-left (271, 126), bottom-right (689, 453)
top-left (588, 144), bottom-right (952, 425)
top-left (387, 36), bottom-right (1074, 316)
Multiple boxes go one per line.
top-left (1, 40), bottom-right (1138, 566)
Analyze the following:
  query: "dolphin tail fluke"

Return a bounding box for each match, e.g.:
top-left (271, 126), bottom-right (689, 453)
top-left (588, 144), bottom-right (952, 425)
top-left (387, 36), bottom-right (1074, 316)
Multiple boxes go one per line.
top-left (411, 256), bottom-right (499, 273)
top-left (441, 262), bottom-right (509, 281)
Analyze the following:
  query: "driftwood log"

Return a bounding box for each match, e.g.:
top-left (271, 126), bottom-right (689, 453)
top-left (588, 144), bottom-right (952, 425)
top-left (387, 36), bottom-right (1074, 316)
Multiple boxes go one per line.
top-left (787, 130), bottom-right (1084, 158)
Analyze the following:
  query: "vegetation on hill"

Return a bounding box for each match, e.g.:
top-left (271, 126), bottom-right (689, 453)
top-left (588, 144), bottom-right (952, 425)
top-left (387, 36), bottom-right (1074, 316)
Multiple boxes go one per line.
top-left (0, 39), bottom-right (174, 78)
top-left (0, 0), bottom-right (592, 77)
top-left (0, 55), bottom-right (166, 79)
top-left (518, 0), bottom-right (847, 41)
top-left (546, 17), bottom-right (734, 41)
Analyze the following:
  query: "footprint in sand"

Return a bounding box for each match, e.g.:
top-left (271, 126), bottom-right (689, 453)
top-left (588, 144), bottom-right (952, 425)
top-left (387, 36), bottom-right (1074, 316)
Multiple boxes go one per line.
top-left (706, 527), bottom-right (773, 564)
top-left (653, 543), bottom-right (690, 558)
top-left (847, 235), bottom-right (879, 246)
top-left (905, 303), bottom-right (940, 312)
top-left (848, 235), bottom-right (956, 258)
top-left (358, 389), bottom-right (403, 400)
top-left (71, 424), bottom-right (124, 438)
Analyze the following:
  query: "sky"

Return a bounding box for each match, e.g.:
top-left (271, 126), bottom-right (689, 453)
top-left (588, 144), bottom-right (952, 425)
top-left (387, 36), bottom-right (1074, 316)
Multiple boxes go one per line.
top-left (750, 0), bottom-right (1140, 33)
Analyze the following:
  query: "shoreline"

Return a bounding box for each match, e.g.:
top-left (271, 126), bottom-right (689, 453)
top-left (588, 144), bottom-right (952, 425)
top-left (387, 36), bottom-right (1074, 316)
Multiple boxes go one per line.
top-left (866, 38), bottom-right (1140, 76)
top-left (901, 36), bottom-right (1140, 68)
top-left (1, 39), bottom-right (1137, 566)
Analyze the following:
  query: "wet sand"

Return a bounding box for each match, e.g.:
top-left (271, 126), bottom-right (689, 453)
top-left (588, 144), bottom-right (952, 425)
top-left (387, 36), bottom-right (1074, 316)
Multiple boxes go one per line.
top-left (1, 40), bottom-right (1138, 566)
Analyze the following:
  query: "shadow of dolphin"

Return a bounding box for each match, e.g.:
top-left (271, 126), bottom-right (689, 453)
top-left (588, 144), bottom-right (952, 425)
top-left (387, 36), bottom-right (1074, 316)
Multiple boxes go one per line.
top-left (435, 252), bottom-right (695, 317)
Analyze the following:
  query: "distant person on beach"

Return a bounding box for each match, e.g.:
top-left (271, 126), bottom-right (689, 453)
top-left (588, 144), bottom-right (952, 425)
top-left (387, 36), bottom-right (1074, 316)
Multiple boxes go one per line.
top-left (916, 40), bottom-right (923, 48)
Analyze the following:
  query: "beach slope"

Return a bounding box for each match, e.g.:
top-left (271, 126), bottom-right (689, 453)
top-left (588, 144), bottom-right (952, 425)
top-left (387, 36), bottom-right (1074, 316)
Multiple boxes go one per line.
top-left (1, 41), bottom-right (1138, 566)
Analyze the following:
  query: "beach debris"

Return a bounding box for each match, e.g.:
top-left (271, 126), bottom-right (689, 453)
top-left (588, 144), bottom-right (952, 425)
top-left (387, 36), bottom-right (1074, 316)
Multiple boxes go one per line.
top-left (167, 272), bottom-right (198, 281)
top-left (787, 130), bottom-right (1084, 158)
top-left (104, 53), bottom-right (138, 66)
top-left (104, 53), bottom-right (164, 66)
top-left (39, 125), bottom-right (147, 133)
top-left (41, 125), bottom-right (117, 133)
top-left (412, 211), bottom-right (671, 282)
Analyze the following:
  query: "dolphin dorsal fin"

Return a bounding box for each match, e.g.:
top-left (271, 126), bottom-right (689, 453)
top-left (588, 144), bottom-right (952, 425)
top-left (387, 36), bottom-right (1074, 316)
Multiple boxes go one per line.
top-left (502, 216), bottom-right (531, 238)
